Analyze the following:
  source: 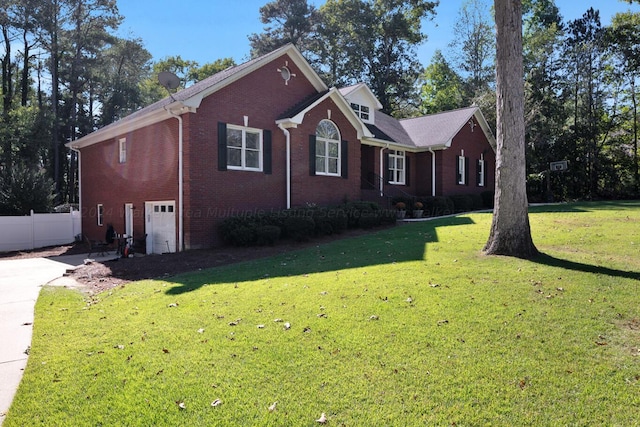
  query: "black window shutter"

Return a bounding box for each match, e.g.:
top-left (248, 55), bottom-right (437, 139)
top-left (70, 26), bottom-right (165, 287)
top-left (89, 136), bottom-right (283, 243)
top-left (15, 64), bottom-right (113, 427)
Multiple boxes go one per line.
top-left (309, 135), bottom-right (316, 176)
top-left (483, 160), bottom-right (488, 186)
top-left (341, 140), bottom-right (348, 179)
top-left (384, 152), bottom-right (390, 183)
top-left (465, 157), bottom-right (470, 186)
top-left (405, 155), bottom-right (410, 186)
top-left (263, 130), bottom-right (272, 175)
top-left (217, 122), bottom-right (227, 171)
top-left (455, 155), bottom-right (461, 185)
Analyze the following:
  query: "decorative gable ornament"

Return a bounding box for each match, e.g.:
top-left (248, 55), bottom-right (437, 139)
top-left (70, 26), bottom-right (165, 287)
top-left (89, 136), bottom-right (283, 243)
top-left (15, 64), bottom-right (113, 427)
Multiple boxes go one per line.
top-left (277, 61), bottom-right (296, 85)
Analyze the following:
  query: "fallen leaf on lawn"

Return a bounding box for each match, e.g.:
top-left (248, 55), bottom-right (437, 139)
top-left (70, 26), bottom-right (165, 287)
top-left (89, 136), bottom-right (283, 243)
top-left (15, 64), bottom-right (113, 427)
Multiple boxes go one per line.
top-left (211, 398), bottom-right (222, 407)
top-left (437, 319), bottom-right (449, 326)
top-left (197, 328), bottom-right (205, 334)
top-left (229, 322), bottom-right (238, 326)
top-left (284, 322), bottom-right (291, 330)
top-left (257, 324), bottom-right (265, 329)
top-left (162, 348), bottom-right (170, 353)
top-left (406, 297), bottom-right (413, 303)
top-left (317, 313), bottom-right (327, 318)
top-left (316, 412), bottom-right (327, 423)
top-left (430, 283), bottom-right (440, 288)
top-left (303, 327), bottom-right (312, 333)
top-left (320, 291), bottom-right (328, 295)
top-left (274, 318), bottom-right (283, 323)
top-left (268, 401), bottom-right (277, 412)
top-left (168, 303), bottom-right (178, 308)
top-left (115, 344), bottom-right (125, 350)
top-left (369, 315), bottom-right (379, 320)
top-left (176, 401), bottom-right (186, 409)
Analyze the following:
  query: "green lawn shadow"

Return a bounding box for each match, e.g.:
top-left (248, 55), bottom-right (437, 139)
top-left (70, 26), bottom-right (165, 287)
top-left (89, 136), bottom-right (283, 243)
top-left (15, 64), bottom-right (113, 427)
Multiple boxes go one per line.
top-left (532, 253), bottom-right (640, 281)
top-left (165, 216), bottom-right (475, 295)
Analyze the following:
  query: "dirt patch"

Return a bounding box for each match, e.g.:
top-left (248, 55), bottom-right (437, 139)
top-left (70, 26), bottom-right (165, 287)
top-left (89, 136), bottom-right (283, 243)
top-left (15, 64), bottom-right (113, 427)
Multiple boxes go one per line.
top-left (2, 227), bottom-right (390, 294)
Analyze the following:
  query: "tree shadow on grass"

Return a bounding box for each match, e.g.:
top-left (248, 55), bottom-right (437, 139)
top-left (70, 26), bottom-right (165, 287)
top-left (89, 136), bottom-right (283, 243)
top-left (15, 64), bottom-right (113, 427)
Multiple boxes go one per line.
top-left (532, 253), bottom-right (640, 281)
top-left (165, 216), bottom-right (476, 295)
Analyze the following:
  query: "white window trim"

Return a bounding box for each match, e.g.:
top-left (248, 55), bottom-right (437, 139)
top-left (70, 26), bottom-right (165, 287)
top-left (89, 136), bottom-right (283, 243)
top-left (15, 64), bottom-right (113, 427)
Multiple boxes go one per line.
top-left (118, 138), bottom-right (127, 163)
top-left (226, 124), bottom-right (263, 172)
top-left (478, 158), bottom-right (485, 187)
top-left (316, 120), bottom-right (341, 177)
top-left (388, 150), bottom-right (406, 185)
top-left (350, 102), bottom-right (370, 121)
top-left (97, 204), bottom-right (104, 226)
top-left (458, 155), bottom-right (466, 185)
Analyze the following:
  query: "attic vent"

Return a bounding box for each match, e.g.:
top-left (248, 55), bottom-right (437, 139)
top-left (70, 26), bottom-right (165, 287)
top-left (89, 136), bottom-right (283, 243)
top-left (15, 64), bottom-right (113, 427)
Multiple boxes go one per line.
top-left (468, 118), bottom-right (476, 132)
top-left (277, 61), bottom-right (296, 85)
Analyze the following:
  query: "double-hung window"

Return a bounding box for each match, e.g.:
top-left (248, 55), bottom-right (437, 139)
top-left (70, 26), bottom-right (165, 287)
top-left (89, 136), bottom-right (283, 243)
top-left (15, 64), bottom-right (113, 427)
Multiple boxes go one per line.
top-left (118, 138), bottom-right (127, 163)
top-left (315, 120), bottom-right (341, 176)
top-left (226, 125), bottom-right (262, 171)
top-left (457, 154), bottom-right (467, 185)
top-left (97, 204), bottom-right (104, 226)
top-left (388, 150), bottom-right (406, 185)
top-left (477, 158), bottom-right (485, 187)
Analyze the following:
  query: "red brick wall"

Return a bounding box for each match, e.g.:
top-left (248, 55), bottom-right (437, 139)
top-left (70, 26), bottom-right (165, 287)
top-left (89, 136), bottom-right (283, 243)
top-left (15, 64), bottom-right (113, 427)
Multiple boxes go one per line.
top-left (438, 121), bottom-right (495, 196)
top-left (288, 98), bottom-right (361, 207)
top-left (80, 120), bottom-right (179, 244)
top-left (182, 54), bottom-right (363, 248)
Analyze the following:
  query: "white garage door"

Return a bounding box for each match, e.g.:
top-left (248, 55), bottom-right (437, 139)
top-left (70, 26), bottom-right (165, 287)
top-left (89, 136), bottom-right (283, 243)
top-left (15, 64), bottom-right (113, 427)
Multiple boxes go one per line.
top-left (145, 201), bottom-right (176, 254)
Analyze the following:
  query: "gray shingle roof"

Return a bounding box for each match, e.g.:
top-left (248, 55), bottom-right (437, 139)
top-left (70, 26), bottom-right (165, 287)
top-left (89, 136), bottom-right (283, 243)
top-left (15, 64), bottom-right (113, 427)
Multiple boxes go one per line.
top-left (399, 106), bottom-right (479, 149)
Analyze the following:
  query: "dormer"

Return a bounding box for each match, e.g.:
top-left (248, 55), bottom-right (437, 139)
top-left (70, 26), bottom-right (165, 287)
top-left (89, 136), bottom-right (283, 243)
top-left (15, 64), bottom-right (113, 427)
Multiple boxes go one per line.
top-left (338, 83), bottom-right (383, 125)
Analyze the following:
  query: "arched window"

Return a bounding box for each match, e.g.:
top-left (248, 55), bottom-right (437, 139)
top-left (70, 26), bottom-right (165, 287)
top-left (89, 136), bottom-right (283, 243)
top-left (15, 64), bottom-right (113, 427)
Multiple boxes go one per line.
top-left (315, 120), bottom-right (341, 176)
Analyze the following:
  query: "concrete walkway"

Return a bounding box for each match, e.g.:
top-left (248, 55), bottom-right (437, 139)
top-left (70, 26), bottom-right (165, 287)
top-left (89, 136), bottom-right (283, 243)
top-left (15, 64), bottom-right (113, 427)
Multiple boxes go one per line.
top-left (0, 253), bottom-right (115, 425)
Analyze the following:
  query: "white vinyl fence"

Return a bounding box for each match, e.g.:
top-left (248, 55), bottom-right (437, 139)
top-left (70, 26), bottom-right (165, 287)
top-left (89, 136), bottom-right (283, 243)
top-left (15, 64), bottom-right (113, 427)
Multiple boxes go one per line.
top-left (0, 210), bottom-right (82, 252)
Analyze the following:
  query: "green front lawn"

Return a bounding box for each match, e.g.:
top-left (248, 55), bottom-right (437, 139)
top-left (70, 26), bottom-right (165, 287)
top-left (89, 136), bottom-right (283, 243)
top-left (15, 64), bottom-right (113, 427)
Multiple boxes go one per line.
top-left (6, 201), bottom-right (640, 426)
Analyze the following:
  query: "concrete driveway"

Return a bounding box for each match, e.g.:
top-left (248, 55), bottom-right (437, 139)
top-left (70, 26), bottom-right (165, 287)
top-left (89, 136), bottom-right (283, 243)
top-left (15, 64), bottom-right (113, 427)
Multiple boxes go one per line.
top-left (0, 254), bottom-right (103, 424)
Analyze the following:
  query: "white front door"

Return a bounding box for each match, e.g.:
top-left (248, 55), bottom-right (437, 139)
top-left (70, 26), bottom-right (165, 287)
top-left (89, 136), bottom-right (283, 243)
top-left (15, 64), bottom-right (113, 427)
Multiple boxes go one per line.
top-left (145, 201), bottom-right (176, 254)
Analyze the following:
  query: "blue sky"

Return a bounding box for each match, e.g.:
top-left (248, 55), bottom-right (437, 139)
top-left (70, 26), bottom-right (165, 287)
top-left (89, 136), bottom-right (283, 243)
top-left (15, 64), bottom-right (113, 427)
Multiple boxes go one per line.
top-left (116, 0), bottom-right (640, 67)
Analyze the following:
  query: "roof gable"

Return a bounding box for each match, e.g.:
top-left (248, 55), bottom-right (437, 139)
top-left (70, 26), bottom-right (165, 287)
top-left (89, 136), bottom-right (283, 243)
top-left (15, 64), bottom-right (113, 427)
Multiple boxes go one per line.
top-left (69, 44), bottom-right (327, 149)
top-left (364, 106), bottom-right (495, 152)
top-left (277, 88), bottom-right (374, 139)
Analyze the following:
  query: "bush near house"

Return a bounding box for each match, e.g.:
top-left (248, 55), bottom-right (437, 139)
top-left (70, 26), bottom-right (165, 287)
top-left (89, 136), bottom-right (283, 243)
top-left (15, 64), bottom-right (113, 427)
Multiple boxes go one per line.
top-left (220, 202), bottom-right (395, 247)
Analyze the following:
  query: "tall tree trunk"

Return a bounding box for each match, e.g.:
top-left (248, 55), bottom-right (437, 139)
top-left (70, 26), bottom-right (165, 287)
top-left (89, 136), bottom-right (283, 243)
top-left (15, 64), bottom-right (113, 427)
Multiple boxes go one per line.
top-left (21, 30), bottom-right (31, 107)
top-left (1, 25), bottom-right (13, 175)
top-left (484, 0), bottom-right (538, 258)
top-left (50, 4), bottom-right (62, 203)
top-left (632, 77), bottom-right (639, 192)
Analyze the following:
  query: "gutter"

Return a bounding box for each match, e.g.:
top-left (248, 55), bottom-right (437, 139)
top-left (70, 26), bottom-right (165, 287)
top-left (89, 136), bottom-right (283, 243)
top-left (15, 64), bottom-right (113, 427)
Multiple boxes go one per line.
top-left (165, 107), bottom-right (184, 252)
top-left (69, 146), bottom-right (82, 222)
top-left (278, 123), bottom-right (292, 209)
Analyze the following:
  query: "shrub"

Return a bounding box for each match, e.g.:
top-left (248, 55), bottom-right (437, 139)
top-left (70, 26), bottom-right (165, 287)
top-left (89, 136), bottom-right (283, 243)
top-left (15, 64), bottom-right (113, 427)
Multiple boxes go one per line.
top-left (470, 194), bottom-right (484, 210)
top-left (451, 195), bottom-right (474, 213)
top-left (226, 224), bottom-right (255, 246)
top-left (256, 225), bottom-right (281, 246)
top-left (481, 191), bottom-right (495, 208)
top-left (344, 201), bottom-right (379, 228)
top-left (284, 216), bottom-right (315, 241)
top-left (432, 196), bottom-right (455, 216)
top-left (220, 216), bottom-right (257, 246)
top-left (358, 210), bottom-right (382, 229)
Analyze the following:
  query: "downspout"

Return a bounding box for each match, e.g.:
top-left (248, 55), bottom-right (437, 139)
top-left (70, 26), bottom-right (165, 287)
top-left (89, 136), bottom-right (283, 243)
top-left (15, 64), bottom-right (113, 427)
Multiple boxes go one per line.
top-left (70, 146), bottom-right (81, 224)
top-left (429, 148), bottom-right (436, 197)
top-left (278, 123), bottom-right (292, 209)
top-left (165, 107), bottom-right (184, 252)
top-left (379, 144), bottom-right (388, 197)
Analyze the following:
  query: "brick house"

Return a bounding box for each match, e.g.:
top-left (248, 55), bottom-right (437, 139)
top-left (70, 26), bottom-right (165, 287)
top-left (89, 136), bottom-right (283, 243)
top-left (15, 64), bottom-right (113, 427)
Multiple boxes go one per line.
top-left (68, 44), bottom-right (495, 253)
